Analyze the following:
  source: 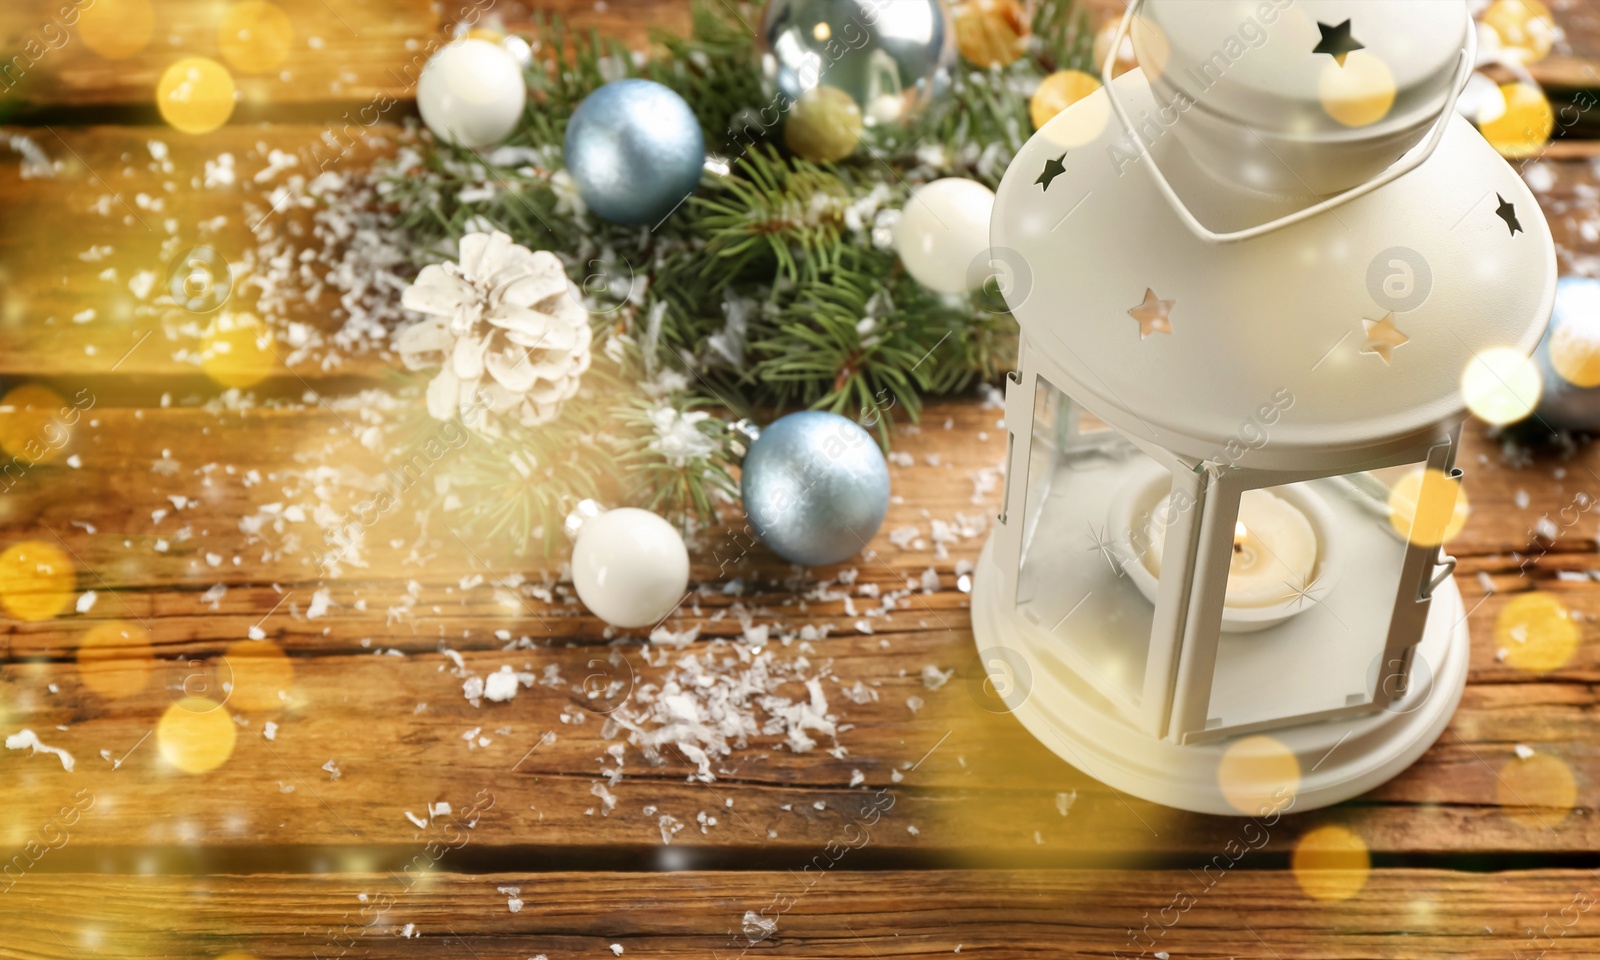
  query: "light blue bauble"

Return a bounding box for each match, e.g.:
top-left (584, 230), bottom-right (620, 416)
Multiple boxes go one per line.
top-left (563, 79), bottom-right (706, 226)
top-left (742, 411), bottom-right (891, 566)
top-left (1533, 276), bottom-right (1600, 432)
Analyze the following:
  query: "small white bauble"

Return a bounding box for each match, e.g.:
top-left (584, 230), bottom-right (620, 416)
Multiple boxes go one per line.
top-left (571, 507), bottom-right (690, 629)
top-left (417, 38), bottom-right (527, 149)
top-left (893, 178), bottom-right (996, 295)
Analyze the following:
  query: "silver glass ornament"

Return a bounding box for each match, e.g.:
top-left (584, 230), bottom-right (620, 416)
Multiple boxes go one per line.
top-left (1535, 277), bottom-right (1600, 432)
top-left (742, 410), bottom-right (890, 567)
top-left (564, 79), bottom-right (706, 226)
top-left (761, 0), bottom-right (954, 132)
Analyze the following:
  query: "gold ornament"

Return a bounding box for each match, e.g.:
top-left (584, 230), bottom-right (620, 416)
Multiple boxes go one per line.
top-left (1029, 69), bottom-right (1101, 130)
top-left (954, 0), bottom-right (1029, 69)
top-left (1482, 0), bottom-right (1556, 65)
top-left (1479, 82), bottom-right (1554, 158)
top-left (785, 86), bottom-right (864, 162)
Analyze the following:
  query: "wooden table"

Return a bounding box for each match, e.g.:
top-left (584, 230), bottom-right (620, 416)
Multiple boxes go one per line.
top-left (5, 1), bottom-right (1600, 957)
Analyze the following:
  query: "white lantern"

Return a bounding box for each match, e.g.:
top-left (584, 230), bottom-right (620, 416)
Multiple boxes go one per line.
top-left (972, 0), bottom-right (1556, 814)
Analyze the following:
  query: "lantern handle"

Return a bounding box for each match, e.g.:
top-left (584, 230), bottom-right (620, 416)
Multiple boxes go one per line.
top-left (1100, 0), bottom-right (1476, 245)
top-left (1421, 546), bottom-right (1457, 600)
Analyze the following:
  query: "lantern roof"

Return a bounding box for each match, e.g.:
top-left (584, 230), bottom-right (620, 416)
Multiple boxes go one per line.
top-left (1146, 0), bottom-right (1467, 143)
top-left (991, 67), bottom-right (1556, 465)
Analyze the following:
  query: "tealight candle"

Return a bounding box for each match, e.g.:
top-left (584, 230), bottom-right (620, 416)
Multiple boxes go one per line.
top-left (1218, 491), bottom-right (1319, 607)
top-left (1140, 488), bottom-right (1320, 628)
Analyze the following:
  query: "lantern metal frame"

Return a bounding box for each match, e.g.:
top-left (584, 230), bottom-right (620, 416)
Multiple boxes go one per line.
top-left (970, 0), bottom-right (1553, 814)
top-left (974, 348), bottom-right (1474, 812)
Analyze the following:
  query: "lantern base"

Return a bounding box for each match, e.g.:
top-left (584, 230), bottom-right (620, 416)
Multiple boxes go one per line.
top-left (971, 538), bottom-right (1469, 815)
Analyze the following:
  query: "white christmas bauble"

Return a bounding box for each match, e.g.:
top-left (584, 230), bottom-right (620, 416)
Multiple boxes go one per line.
top-left (893, 178), bottom-right (996, 295)
top-left (417, 38), bottom-right (526, 149)
top-left (571, 508), bottom-right (690, 629)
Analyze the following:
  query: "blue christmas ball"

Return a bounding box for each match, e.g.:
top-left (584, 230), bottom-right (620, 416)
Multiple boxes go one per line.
top-left (563, 79), bottom-right (706, 226)
top-left (742, 411), bottom-right (891, 567)
top-left (1534, 276), bottom-right (1600, 432)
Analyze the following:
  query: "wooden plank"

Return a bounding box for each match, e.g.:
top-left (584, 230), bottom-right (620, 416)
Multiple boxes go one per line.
top-left (1, 403), bottom-right (1600, 860)
top-left (0, 0), bottom-right (439, 113)
top-left (2, 869), bottom-right (1599, 959)
top-left (0, 0), bottom-right (696, 112)
top-left (3, 0), bottom-right (1598, 113)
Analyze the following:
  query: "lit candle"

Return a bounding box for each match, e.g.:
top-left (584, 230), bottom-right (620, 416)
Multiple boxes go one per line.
top-left (1221, 491), bottom-right (1318, 608)
top-left (1141, 489), bottom-right (1320, 613)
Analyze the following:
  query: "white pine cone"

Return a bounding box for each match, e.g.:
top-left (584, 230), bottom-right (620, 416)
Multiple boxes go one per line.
top-left (397, 231), bottom-right (593, 429)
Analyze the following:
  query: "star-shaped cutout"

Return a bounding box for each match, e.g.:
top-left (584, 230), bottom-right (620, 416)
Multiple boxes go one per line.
top-left (1127, 288), bottom-right (1175, 339)
top-left (1036, 152), bottom-right (1067, 191)
top-left (1313, 19), bottom-right (1364, 66)
top-left (1361, 312), bottom-right (1409, 365)
top-left (1495, 193), bottom-right (1523, 236)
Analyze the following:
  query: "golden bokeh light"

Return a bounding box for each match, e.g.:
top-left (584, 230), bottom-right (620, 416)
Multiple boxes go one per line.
top-left (1497, 751), bottom-right (1577, 829)
top-left (157, 57), bottom-right (238, 135)
top-left (1292, 825), bottom-right (1370, 901)
top-left (158, 698), bottom-right (238, 774)
top-left (1549, 316), bottom-right (1600, 388)
top-left (784, 86), bottom-right (863, 163)
top-left (77, 621), bottom-right (156, 699)
top-left (1093, 19), bottom-right (1138, 80)
top-left (954, 0), bottom-right (1029, 69)
top-left (223, 639), bottom-right (295, 711)
top-left (0, 384), bottom-right (72, 466)
top-left (201, 312), bottom-right (278, 388)
top-left (1495, 593), bottom-right (1578, 674)
top-left (1480, 82), bottom-right (1554, 159)
top-left (1318, 53), bottom-right (1396, 128)
top-left (78, 0), bottom-right (156, 61)
top-left (1387, 467), bottom-right (1469, 547)
top-left (1461, 345), bottom-right (1542, 426)
top-left (1030, 69), bottom-right (1103, 133)
top-left (1217, 734), bottom-right (1300, 815)
top-left (218, 1), bottom-right (295, 75)
top-left (1483, 0), bottom-right (1556, 65)
top-left (0, 540), bottom-right (76, 622)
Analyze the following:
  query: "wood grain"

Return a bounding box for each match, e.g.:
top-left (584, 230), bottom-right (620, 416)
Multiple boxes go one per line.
top-left (1, 403), bottom-right (1598, 864)
top-left (4, 869), bottom-right (1600, 959)
top-left (2, 0), bottom-right (1597, 116)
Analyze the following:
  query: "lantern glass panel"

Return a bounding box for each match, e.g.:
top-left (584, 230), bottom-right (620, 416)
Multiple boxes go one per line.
top-left (1017, 374), bottom-right (1181, 713)
top-left (1193, 462), bottom-right (1428, 736)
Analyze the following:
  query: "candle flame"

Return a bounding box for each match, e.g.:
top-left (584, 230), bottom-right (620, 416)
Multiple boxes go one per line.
top-left (1234, 521), bottom-right (1248, 550)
